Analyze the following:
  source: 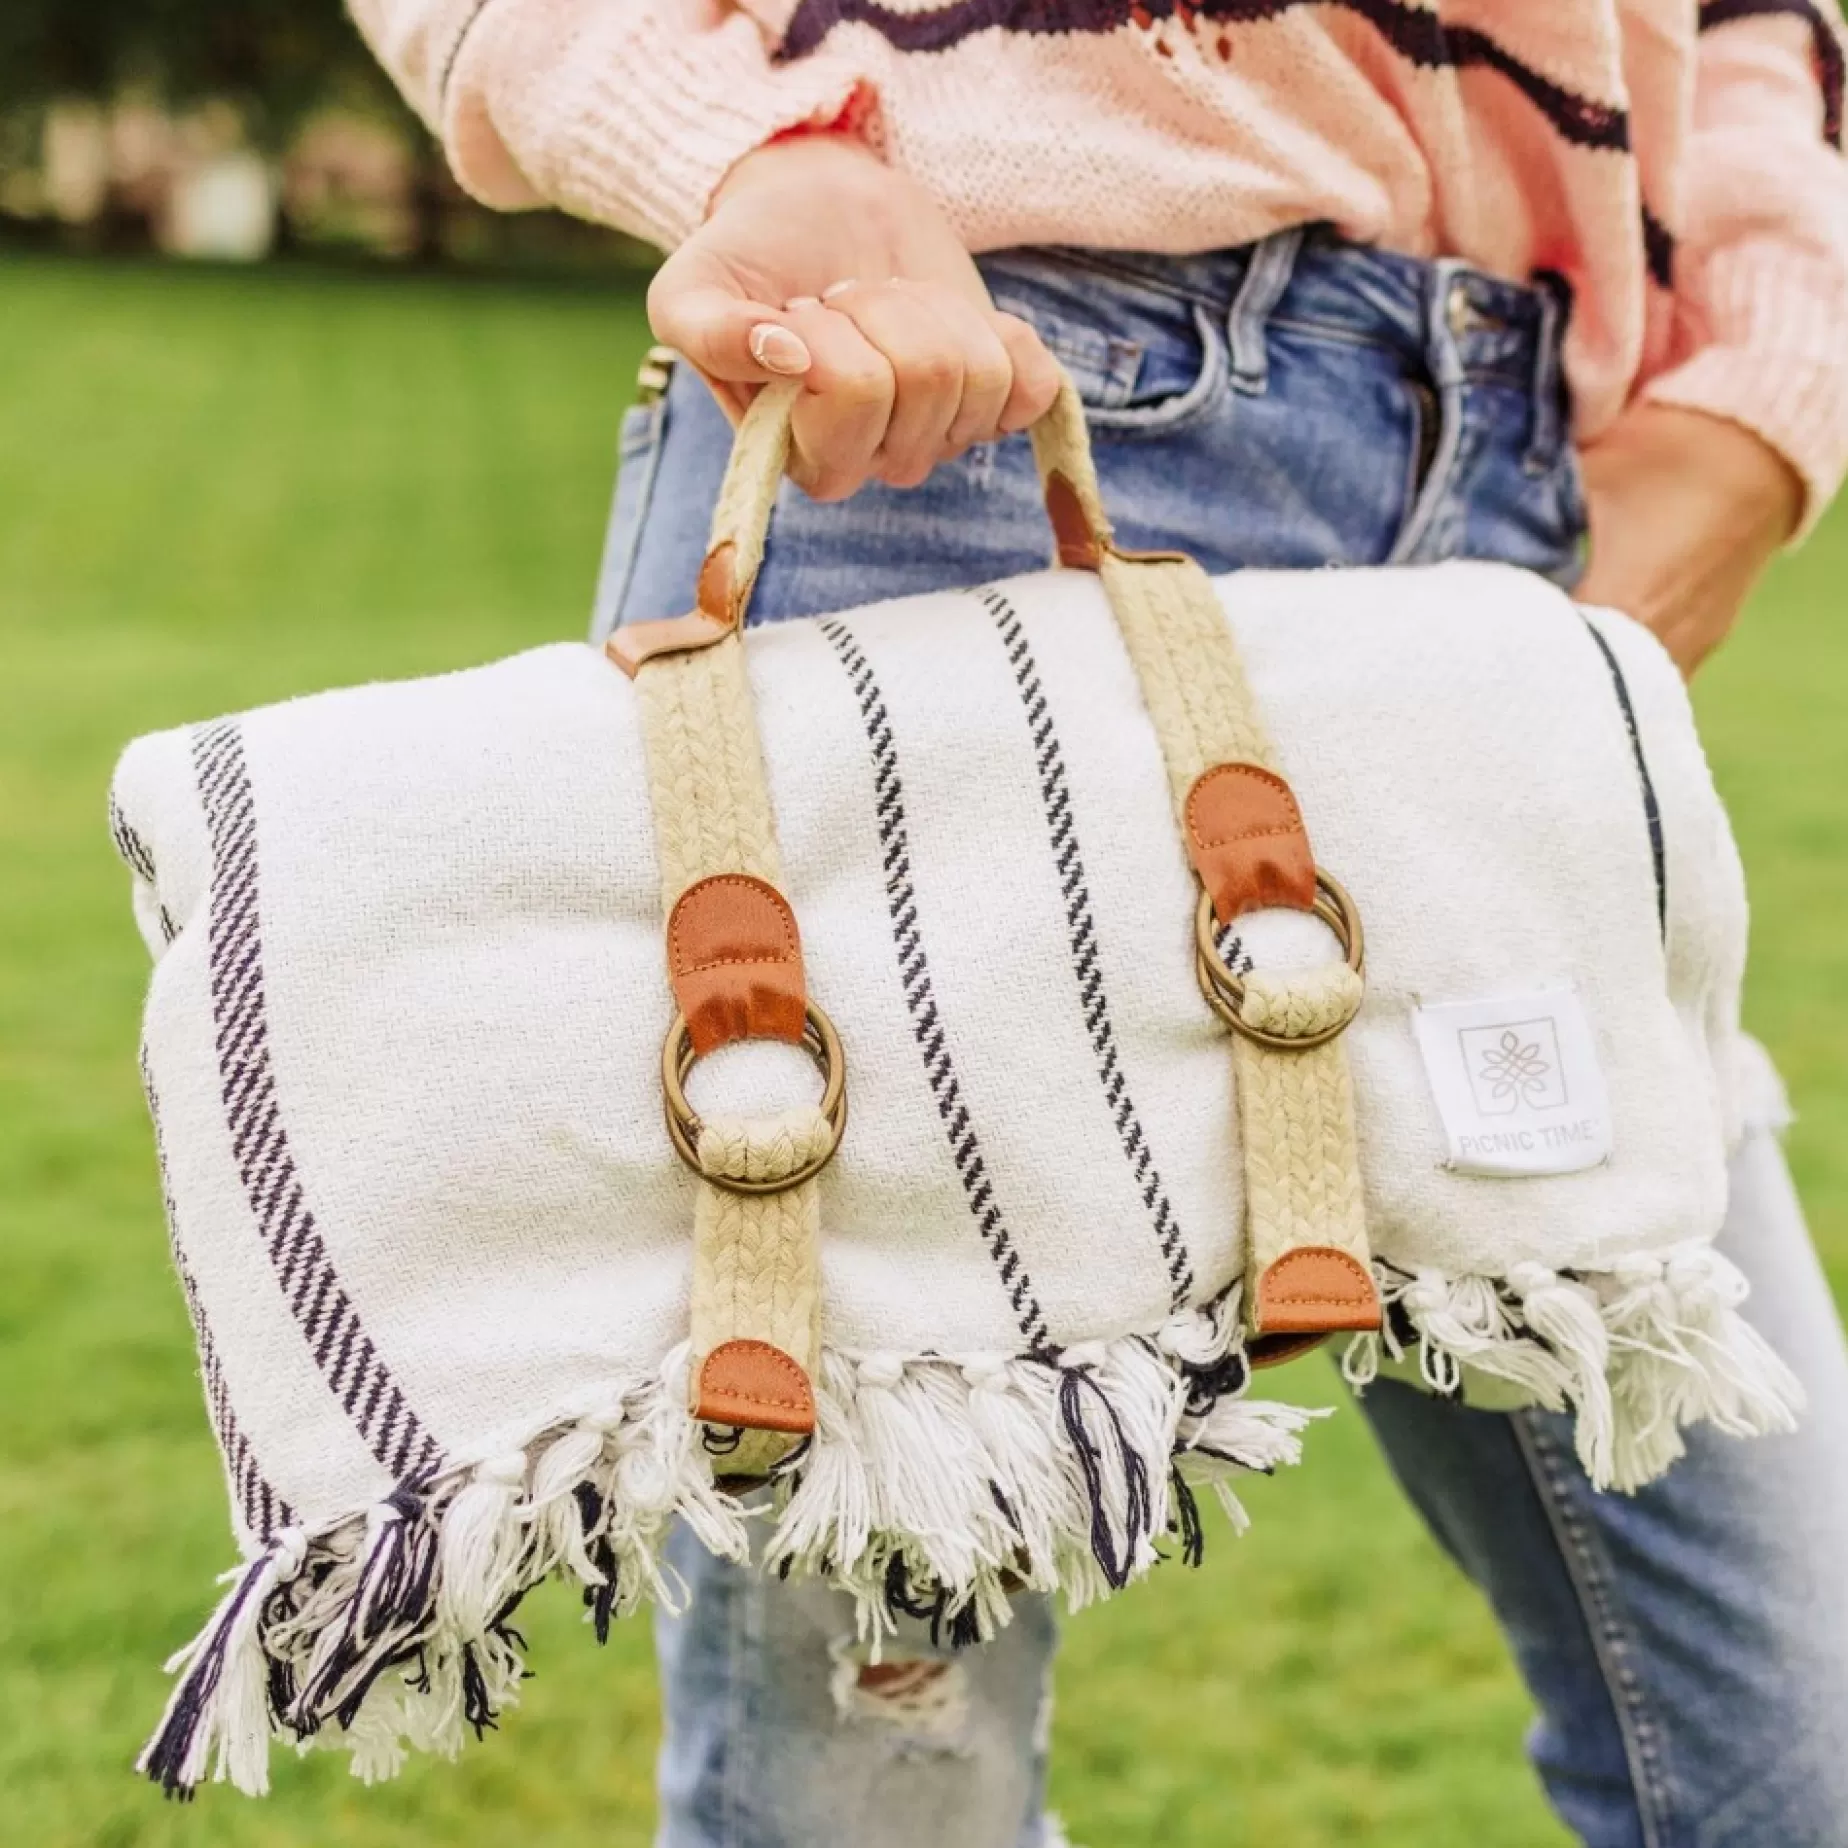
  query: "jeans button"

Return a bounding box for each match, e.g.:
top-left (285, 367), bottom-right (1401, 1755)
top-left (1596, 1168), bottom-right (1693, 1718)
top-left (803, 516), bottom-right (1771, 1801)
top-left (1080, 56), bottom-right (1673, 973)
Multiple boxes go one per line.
top-left (1446, 279), bottom-right (1478, 338)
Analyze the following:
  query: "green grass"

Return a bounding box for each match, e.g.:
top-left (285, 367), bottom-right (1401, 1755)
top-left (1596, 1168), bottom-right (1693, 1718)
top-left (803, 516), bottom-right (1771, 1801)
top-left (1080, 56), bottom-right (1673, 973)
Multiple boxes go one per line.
top-left (1, 253), bottom-right (1842, 1848)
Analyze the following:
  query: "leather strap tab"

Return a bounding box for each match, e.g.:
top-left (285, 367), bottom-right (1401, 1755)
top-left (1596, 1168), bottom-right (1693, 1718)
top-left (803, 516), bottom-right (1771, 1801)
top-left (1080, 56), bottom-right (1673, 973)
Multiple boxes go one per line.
top-left (692, 1337), bottom-right (817, 1434)
top-left (1185, 762), bottom-right (1317, 925)
top-left (606, 611), bottom-right (732, 677)
top-left (1252, 1246), bottom-right (1382, 1336)
top-left (668, 873), bottom-right (807, 1056)
top-left (694, 539), bottom-right (743, 624)
top-left (604, 541), bottom-right (750, 678)
top-left (1043, 469), bottom-right (1105, 570)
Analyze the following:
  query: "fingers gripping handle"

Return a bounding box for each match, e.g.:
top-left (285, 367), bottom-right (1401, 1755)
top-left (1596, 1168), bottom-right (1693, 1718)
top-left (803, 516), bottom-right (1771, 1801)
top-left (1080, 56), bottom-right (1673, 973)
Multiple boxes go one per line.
top-left (606, 373), bottom-right (1113, 676)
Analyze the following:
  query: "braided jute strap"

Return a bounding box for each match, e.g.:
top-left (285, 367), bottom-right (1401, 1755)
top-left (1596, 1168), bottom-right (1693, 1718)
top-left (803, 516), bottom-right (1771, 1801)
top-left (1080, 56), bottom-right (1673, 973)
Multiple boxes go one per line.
top-left (689, 1106), bottom-right (831, 1478)
top-left (1027, 384), bottom-right (1379, 1350)
top-left (616, 382), bottom-right (829, 1464)
top-left (613, 371), bottom-right (1377, 1457)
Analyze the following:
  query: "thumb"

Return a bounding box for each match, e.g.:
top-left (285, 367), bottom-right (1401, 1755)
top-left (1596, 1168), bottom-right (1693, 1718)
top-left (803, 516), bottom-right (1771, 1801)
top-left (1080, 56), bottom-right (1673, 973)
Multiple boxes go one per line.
top-left (647, 279), bottom-right (812, 387)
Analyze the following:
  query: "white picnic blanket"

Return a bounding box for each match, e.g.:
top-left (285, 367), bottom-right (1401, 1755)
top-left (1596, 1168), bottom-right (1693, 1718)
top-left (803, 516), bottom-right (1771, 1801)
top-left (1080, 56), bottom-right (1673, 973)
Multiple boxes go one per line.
top-left (112, 557), bottom-right (1798, 1793)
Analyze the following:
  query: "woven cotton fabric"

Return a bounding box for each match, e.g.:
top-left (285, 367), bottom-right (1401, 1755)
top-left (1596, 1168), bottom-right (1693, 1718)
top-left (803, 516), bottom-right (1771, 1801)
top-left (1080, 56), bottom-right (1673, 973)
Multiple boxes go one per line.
top-left (110, 557), bottom-right (1799, 1793)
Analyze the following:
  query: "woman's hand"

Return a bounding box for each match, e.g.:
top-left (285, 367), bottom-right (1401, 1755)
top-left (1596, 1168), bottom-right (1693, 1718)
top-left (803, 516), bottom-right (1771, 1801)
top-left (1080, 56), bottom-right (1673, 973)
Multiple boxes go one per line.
top-left (646, 132), bottom-right (1061, 502)
top-left (1576, 405), bottom-right (1803, 677)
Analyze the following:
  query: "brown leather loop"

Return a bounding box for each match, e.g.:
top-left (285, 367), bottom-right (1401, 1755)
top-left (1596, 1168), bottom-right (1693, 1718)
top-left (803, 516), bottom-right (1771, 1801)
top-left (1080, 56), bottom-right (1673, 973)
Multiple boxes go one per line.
top-left (603, 541), bottom-right (752, 677)
top-left (696, 539), bottom-right (742, 623)
top-left (692, 1338), bottom-right (817, 1435)
top-left (1252, 1247), bottom-right (1382, 1336)
top-left (1246, 1331), bottom-right (1329, 1369)
top-left (1042, 469), bottom-right (1106, 570)
top-left (1184, 762), bottom-right (1318, 925)
top-left (605, 612), bottom-right (734, 678)
top-left (668, 874), bottom-right (807, 1056)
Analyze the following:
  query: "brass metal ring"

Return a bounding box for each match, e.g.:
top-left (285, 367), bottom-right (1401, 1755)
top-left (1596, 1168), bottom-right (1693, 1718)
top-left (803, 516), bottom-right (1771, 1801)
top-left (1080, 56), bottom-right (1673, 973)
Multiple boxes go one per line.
top-left (661, 1003), bottom-right (847, 1195)
top-left (1193, 871), bottom-right (1365, 1051)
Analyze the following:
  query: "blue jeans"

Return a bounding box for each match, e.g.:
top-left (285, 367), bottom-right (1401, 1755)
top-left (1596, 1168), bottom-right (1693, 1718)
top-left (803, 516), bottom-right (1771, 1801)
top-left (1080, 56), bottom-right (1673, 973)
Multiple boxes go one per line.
top-left (594, 233), bottom-right (1848, 1848)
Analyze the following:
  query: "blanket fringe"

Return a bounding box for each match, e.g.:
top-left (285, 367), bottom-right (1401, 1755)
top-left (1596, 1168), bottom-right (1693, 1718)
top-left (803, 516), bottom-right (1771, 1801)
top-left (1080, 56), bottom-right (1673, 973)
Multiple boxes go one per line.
top-left (1341, 1240), bottom-right (1803, 1492)
top-left (141, 1303), bottom-right (1301, 1795)
top-left (141, 1238), bottom-right (1801, 1795)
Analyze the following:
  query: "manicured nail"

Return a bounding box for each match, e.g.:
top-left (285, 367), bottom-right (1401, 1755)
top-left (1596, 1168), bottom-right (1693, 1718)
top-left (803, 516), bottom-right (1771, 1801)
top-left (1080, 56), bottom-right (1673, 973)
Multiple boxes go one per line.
top-left (785, 294), bottom-right (821, 309)
top-left (749, 323), bottom-right (812, 376)
top-left (820, 278), bottom-right (859, 301)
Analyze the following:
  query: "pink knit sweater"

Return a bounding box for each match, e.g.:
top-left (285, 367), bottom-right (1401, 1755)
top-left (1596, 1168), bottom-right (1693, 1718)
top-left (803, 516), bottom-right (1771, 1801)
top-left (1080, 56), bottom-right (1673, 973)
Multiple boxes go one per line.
top-left (351, 0), bottom-right (1848, 519)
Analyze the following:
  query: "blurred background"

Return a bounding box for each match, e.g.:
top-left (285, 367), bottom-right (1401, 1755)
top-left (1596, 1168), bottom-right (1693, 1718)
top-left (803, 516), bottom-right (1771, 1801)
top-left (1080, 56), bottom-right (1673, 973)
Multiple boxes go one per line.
top-left (2, 7), bottom-right (1844, 1847)
top-left (0, 0), bottom-right (651, 270)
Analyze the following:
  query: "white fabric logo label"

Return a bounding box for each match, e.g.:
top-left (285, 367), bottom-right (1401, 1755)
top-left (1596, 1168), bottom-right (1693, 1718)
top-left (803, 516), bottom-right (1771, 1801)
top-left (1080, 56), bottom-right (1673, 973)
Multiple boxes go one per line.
top-left (1412, 988), bottom-right (1612, 1177)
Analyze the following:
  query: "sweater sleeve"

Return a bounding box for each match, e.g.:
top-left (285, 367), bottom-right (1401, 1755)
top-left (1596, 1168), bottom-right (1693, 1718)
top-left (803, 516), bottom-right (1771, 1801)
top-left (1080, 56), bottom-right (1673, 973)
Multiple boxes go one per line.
top-left (346, 0), bottom-right (880, 250)
top-left (1639, 6), bottom-right (1848, 532)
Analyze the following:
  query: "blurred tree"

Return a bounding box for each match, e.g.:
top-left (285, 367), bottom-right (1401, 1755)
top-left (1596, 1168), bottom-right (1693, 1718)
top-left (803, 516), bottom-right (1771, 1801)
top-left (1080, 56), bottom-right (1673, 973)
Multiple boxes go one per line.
top-left (0, 0), bottom-right (645, 268)
top-left (0, 2), bottom-right (140, 111)
top-left (137, 0), bottom-right (416, 152)
top-left (0, 0), bottom-right (416, 150)
top-left (0, 0), bottom-right (451, 255)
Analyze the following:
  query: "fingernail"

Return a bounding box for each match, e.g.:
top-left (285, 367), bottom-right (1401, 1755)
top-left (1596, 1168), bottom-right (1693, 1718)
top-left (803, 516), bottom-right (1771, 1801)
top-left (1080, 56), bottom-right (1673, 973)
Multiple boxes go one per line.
top-left (749, 323), bottom-right (812, 376)
top-left (785, 294), bottom-right (821, 309)
top-left (820, 278), bottom-right (859, 301)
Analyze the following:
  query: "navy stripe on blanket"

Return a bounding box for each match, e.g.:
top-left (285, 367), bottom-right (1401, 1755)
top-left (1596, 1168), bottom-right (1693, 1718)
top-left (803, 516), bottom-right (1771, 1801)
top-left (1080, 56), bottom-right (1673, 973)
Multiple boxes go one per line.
top-left (779, 0), bottom-right (1632, 152)
top-left (1577, 619), bottom-right (1668, 943)
top-left (146, 1059), bottom-right (297, 1542)
top-left (820, 619), bottom-right (1056, 1353)
top-left (110, 798), bottom-right (157, 882)
top-left (982, 589), bottom-right (1196, 1313)
top-left (192, 720), bottom-right (444, 1484)
top-left (109, 799), bottom-right (177, 943)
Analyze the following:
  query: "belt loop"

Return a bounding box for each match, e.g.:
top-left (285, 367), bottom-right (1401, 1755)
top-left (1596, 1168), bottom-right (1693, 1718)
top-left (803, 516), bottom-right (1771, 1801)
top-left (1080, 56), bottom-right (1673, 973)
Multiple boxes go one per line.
top-left (1389, 259), bottom-right (1471, 566)
top-left (1425, 259), bottom-right (1471, 394)
top-left (1524, 271), bottom-right (1569, 474)
top-left (1227, 226), bottom-right (1305, 396)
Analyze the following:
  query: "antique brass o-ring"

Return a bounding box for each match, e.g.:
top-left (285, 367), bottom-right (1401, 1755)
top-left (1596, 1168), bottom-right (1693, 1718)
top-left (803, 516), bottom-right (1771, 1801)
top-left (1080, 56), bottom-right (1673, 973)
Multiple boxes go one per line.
top-left (1193, 871), bottom-right (1365, 1051)
top-left (661, 1003), bottom-right (846, 1195)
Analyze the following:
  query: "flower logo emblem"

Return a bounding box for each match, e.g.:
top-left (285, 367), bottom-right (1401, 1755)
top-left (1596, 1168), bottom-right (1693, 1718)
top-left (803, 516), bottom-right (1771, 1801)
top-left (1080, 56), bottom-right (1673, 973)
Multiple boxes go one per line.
top-left (1476, 1028), bottom-right (1553, 1112)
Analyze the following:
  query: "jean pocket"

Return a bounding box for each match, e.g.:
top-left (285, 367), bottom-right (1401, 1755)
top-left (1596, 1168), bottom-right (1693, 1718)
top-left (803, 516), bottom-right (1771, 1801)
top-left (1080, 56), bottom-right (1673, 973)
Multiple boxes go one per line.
top-left (589, 398), bottom-right (667, 642)
top-left (986, 259), bottom-right (1226, 436)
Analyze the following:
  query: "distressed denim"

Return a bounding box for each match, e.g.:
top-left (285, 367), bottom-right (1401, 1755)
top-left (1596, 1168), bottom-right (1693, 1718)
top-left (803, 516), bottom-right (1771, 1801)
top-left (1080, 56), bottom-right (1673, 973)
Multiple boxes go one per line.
top-left (595, 231), bottom-right (1848, 1848)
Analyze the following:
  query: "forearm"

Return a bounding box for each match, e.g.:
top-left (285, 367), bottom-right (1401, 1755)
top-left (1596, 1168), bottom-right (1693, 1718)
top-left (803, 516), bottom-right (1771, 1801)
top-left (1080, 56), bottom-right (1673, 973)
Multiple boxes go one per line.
top-left (347, 0), bottom-right (878, 248)
top-left (1639, 9), bottom-right (1848, 533)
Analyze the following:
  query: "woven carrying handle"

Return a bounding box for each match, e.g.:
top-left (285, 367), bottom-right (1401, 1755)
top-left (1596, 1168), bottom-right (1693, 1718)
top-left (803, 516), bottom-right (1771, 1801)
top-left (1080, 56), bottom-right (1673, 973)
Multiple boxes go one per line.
top-left (718, 374), bottom-right (1115, 578)
top-left (609, 376), bottom-right (1117, 673)
top-left (620, 366), bottom-right (1377, 1443)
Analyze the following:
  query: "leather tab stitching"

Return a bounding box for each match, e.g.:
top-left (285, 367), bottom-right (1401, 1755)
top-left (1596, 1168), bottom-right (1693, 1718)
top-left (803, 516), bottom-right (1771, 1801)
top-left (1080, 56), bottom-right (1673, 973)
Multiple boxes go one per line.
top-left (1254, 1248), bottom-right (1381, 1334)
top-left (666, 875), bottom-right (807, 1054)
top-left (692, 1339), bottom-right (817, 1433)
top-left (668, 874), bottom-right (800, 977)
top-left (1183, 764), bottom-right (1306, 850)
top-left (1184, 761), bottom-right (1318, 923)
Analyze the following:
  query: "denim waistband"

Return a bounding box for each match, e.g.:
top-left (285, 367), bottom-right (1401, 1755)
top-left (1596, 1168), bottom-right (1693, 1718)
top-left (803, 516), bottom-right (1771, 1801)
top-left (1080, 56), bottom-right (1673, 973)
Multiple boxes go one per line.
top-left (982, 227), bottom-right (1570, 411)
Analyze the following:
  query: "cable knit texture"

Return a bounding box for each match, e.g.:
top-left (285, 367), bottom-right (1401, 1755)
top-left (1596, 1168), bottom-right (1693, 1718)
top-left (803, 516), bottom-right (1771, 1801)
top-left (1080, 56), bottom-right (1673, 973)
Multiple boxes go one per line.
top-left (347, 0), bottom-right (1848, 516)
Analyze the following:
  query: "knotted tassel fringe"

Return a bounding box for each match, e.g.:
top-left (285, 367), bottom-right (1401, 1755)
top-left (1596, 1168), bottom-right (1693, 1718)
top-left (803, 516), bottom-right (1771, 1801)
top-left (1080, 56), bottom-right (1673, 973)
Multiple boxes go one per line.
top-left (140, 1299), bottom-right (1304, 1795)
top-left (143, 1233), bottom-right (1798, 1796)
top-left (1341, 1239), bottom-right (1802, 1491)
